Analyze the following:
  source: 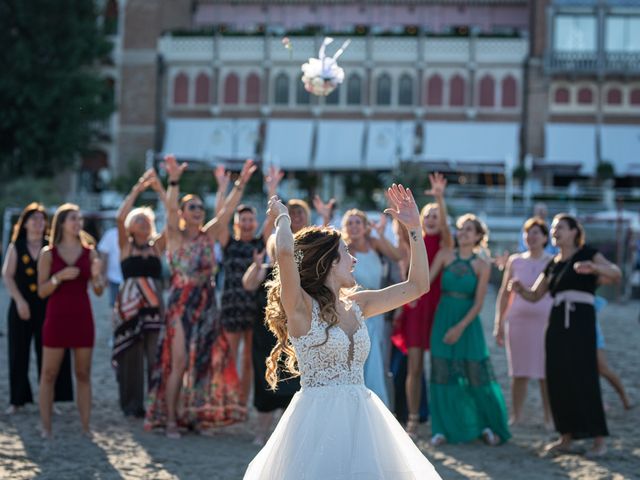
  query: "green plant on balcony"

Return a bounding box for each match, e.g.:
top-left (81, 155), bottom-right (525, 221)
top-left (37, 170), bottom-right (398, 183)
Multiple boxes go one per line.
top-left (512, 164), bottom-right (528, 184)
top-left (596, 160), bottom-right (615, 182)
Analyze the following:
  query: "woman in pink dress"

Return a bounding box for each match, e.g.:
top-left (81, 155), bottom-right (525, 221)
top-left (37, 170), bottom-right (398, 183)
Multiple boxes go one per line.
top-left (494, 217), bottom-right (553, 427)
top-left (391, 173), bottom-right (453, 437)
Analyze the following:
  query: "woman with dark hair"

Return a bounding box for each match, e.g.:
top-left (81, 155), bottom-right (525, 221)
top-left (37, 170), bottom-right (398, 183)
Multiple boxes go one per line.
top-left (219, 165), bottom-right (282, 406)
top-left (428, 214), bottom-right (510, 447)
top-left (144, 155), bottom-right (255, 438)
top-left (2, 203), bottom-right (73, 414)
top-left (38, 203), bottom-right (105, 437)
top-left (112, 168), bottom-right (166, 417)
top-left (244, 185), bottom-right (441, 479)
top-left (510, 213), bottom-right (621, 457)
top-left (494, 217), bottom-right (553, 427)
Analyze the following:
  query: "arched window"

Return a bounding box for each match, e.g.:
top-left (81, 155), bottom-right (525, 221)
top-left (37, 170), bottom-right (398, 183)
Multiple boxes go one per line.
top-left (245, 73), bottom-right (261, 105)
top-left (631, 88), bottom-right (640, 105)
top-left (347, 74), bottom-right (362, 105)
top-left (554, 87), bottom-right (570, 104)
top-left (224, 73), bottom-right (239, 104)
top-left (426, 75), bottom-right (443, 106)
top-left (577, 87), bottom-right (593, 104)
top-left (274, 73), bottom-right (289, 105)
top-left (325, 88), bottom-right (339, 105)
top-left (479, 75), bottom-right (495, 107)
top-left (398, 74), bottom-right (414, 106)
top-left (195, 73), bottom-right (210, 105)
top-left (173, 72), bottom-right (189, 105)
top-left (606, 88), bottom-right (622, 105)
top-left (501, 75), bottom-right (517, 107)
top-left (376, 74), bottom-right (392, 106)
top-left (449, 75), bottom-right (465, 106)
top-left (296, 75), bottom-right (310, 105)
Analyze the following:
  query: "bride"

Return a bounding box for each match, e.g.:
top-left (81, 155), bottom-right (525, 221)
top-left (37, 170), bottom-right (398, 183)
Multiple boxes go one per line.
top-left (244, 185), bottom-right (441, 479)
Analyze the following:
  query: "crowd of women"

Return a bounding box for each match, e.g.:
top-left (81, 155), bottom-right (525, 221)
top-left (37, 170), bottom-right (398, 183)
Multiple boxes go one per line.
top-left (2, 156), bottom-right (631, 459)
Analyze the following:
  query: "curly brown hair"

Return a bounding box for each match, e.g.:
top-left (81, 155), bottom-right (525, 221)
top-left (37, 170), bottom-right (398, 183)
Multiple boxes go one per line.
top-left (264, 226), bottom-right (343, 390)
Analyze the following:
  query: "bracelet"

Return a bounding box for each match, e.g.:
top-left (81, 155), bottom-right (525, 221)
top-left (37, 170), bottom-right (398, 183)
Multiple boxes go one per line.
top-left (275, 213), bottom-right (291, 227)
top-left (51, 275), bottom-right (59, 286)
top-left (234, 180), bottom-right (245, 189)
top-left (169, 179), bottom-right (179, 186)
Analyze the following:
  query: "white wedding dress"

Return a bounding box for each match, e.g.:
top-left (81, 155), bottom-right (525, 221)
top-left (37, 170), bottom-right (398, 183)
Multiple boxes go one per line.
top-left (244, 300), bottom-right (441, 480)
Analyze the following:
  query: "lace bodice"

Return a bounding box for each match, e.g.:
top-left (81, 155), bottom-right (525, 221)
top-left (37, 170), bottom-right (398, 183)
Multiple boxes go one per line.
top-left (290, 300), bottom-right (370, 388)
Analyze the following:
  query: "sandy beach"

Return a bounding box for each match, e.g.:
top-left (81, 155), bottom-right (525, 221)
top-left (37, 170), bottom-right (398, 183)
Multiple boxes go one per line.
top-left (0, 284), bottom-right (638, 480)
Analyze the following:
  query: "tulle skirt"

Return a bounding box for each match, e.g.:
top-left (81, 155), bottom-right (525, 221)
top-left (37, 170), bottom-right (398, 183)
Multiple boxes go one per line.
top-left (244, 384), bottom-right (441, 480)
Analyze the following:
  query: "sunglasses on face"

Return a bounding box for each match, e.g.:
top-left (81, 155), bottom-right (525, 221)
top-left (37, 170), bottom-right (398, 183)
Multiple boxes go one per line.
top-left (187, 204), bottom-right (205, 212)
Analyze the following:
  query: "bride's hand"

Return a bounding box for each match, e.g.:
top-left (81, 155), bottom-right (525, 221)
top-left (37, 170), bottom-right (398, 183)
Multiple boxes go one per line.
top-left (383, 184), bottom-right (420, 230)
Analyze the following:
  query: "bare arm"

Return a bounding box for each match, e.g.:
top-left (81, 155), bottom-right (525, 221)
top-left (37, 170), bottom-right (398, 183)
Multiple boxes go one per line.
top-left (574, 253), bottom-right (622, 283)
top-left (117, 172), bottom-right (150, 251)
top-left (90, 249), bottom-right (105, 296)
top-left (428, 248), bottom-right (450, 284)
top-left (2, 244), bottom-right (30, 319)
top-left (428, 173), bottom-right (454, 249)
top-left (371, 233), bottom-right (403, 262)
top-left (260, 165), bottom-right (283, 242)
top-left (493, 255), bottom-right (516, 346)
top-left (350, 185), bottom-right (429, 318)
top-left (162, 154), bottom-right (187, 251)
top-left (511, 271), bottom-right (550, 302)
top-left (37, 248), bottom-right (56, 299)
top-left (242, 249), bottom-right (267, 292)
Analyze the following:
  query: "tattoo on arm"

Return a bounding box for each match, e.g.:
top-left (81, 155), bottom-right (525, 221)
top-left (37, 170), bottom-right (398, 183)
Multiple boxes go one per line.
top-left (410, 230), bottom-right (418, 242)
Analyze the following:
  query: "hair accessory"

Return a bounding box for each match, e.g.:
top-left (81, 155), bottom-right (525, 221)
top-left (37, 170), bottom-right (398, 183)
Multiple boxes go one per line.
top-left (294, 249), bottom-right (304, 269)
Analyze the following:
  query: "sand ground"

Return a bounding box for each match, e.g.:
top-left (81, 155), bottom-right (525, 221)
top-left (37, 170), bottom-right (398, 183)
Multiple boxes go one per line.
top-left (0, 284), bottom-right (638, 480)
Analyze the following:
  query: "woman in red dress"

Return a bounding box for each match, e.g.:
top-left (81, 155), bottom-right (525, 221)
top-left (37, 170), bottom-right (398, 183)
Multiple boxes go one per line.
top-left (37, 203), bottom-right (105, 438)
top-left (391, 173), bottom-right (453, 437)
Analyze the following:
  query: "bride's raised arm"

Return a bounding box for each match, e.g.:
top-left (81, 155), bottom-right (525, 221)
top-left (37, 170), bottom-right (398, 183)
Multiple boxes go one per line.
top-left (350, 184), bottom-right (429, 318)
top-left (267, 196), bottom-right (311, 337)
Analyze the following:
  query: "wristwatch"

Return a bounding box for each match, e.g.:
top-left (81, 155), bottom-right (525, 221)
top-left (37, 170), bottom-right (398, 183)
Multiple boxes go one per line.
top-left (51, 275), bottom-right (59, 286)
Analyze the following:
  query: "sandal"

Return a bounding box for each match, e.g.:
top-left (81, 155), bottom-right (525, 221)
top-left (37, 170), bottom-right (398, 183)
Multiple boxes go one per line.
top-left (482, 428), bottom-right (500, 446)
top-left (430, 433), bottom-right (447, 447)
top-left (166, 421), bottom-right (181, 439)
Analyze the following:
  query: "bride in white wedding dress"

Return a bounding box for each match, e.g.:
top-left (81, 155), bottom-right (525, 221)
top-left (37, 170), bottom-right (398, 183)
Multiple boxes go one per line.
top-left (244, 185), bottom-right (441, 480)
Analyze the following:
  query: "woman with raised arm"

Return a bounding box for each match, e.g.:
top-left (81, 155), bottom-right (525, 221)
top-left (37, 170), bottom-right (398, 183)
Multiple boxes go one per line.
top-left (494, 217), bottom-right (553, 428)
top-left (2, 203), bottom-right (73, 415)
top-left (510, 214), bottom-right (621, 457)
top-left (428, 214), bottom-right (510, 447)
top-left (38, 204), bottom-right (105, 438)
top-left (391, 172), bottom-right (453, 436)
top-left (341, 208), bottom-right (402, 406)
top-left (244, 185), bottom-right (441, 480)
top-left (144, 155), bottom-right (255, 438)
top-left (219, 165), bottom-right (283, 407)
top-left (112, 169), bottom-right (166, 417)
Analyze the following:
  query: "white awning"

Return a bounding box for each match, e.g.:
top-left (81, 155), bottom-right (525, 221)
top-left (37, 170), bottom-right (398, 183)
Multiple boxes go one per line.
top-left (162, 118), bottom-right (259, 161)
top-left (366, 121), bottom-right (400, 170)
top-left (545, 124), bottom-right (596, 175)
top-left (601, 125), bottom-right (640, 175)
top-left (399, 121), bottom-right (417, 160)
top-left (423, 121), bottom-right (519, 165)
top-left (315, 121), bottom-right (365, 170)
top-left (263, 119), bottom-right (313, 170)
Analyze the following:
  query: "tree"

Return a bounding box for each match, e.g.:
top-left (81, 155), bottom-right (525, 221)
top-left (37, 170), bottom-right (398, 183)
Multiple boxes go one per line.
top-left (0, 0), bottom-right (114, 178)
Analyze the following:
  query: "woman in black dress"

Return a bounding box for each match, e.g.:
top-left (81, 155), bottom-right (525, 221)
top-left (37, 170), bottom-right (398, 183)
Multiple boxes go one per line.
top-left (2, 203), bottom-right (73, 414)
top-left (510, 214), bottom-right (621, 457)
top-left (242, 237), bottom-right (299, 446)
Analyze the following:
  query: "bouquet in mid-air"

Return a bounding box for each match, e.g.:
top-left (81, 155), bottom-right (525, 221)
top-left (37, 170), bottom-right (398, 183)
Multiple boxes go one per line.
top-left (295, 37), bottom-right (351, 97)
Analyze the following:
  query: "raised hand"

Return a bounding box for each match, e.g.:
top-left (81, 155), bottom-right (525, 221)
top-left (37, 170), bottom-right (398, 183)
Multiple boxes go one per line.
top-left (494, 250), bottom-right (510, 272)
top-left (146, 169), bottom-right (164, 193)
top-left (371, 213), bottom-right (387, 238)
top-left (312, 195), bottom-right (335, 219)
top-left (265, 165), bottom-right (284, 196)
top-left (163, 154), bottom-right (188, 182)
top-left (424, 172), bottom-right (447, 198)
top-left (214, 165), bottom-right (230, 191)
top-left (238, 159), bottom-right (258, 185)
top-left (267, 195), bottom-right (288, 221)
top-left (253, 249), bottom-right (266, 266)
top-left (383, 184), bottom-right (420, 230)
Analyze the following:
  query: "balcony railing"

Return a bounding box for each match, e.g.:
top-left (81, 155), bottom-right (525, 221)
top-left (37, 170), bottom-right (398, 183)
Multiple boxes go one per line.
top-left (546, 51), bottom-right (640, 74)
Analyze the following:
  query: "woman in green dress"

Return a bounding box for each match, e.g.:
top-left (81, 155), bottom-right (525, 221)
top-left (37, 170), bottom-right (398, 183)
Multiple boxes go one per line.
top-left (428, 214), bottom-right (510, 446)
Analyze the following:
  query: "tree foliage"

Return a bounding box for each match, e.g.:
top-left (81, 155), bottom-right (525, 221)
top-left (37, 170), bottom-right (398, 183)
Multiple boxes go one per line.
top-left (0, 0), bottom-right (114, 178)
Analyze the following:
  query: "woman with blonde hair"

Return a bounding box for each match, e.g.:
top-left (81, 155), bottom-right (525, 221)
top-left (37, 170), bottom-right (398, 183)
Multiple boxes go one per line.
top-left (112, 168), bottom-right (167, 417)
top-left (144, 155), bottom-right (255, 438)
top-left (244, 185), bottom-right (441, 479)
top-left (428, 214), bottom-right (510, 446)
top-left (38, 203), bottom-right (105, 438)
top-left (341, 207), bottom-right (402, 406)
top-left (2, 203), bottom-right (73, 414)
